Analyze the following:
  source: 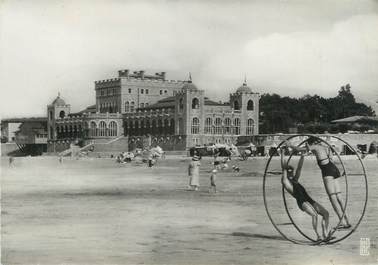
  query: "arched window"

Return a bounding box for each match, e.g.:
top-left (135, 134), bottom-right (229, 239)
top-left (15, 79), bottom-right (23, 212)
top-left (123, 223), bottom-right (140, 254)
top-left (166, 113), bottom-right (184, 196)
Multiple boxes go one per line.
top-left (178, 118), bottom-right (183, 135)
top-left (134, 120), bottom-right (139, 136)
top-left (90, 121), bottom-right (97, 137)
top-left (109, 121), bottom-right (117, 136)
top-left (129, 120), bottom-right (134, 136)
top-left (99, 121), bottom-right (107, 136)
top-left (234, 100), bottom-right (240, 110)
top-left (130, 101), bottom-right (135, 112)
top-left (158, 119), bottom-right (163, 135)
top-left (140, 120), bottom-right (145, 135)
top-left (247, 100), bottom-right (254, 111)
top-left (140, 103), bottom-right (144, 108)
top-left (59, 110), bottom-right (65, 119)
top-left (246, 119), bottom-right (254, 135)
top-left (215, 118), bottom-right (222, 134)
top-left (69, 125), bottom-right (73, 138)
top-left (170, 118), bottom-right (175, 135)
top-left (234, 118), bottom-right (241, 135)
top-left (146, 120), bottom-right (150, 135)
top-left (192, 98), bottom-right (199, 109)
top-left (224, 118), bottom-right (231, 134)
top-left (179, 98), bottom-right (184, 112)
top-left (164, 119), bottom-right (169, 135)
top-left (191, 117), bottom-right (199, 134)
top-left (152, 120), bottom-right (157, 135)
top-left (204, 117), bottom-right (212, 134)
top-left (49, 111), bottom-right (53, 120)
top-left (125, 101), bottom-right (130, 112)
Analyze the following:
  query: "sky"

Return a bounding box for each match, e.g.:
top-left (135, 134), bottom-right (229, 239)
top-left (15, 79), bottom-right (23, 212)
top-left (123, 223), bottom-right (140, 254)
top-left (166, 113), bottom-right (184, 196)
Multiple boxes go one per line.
top-left (1, 0), bottom-right (378, 118)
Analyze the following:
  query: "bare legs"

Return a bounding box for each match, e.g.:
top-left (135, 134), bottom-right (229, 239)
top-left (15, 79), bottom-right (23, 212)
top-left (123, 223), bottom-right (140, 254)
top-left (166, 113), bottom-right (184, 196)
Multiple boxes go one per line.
top-left (302, 203), bottom-right (321, 240)
top-left (323, 176), bottom-right (350, 227)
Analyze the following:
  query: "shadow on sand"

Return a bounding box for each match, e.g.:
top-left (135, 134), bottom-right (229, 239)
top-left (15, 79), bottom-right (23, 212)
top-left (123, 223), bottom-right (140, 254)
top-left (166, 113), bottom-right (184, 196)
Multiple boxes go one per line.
top-left (231, 232), bottom-right (285, 241)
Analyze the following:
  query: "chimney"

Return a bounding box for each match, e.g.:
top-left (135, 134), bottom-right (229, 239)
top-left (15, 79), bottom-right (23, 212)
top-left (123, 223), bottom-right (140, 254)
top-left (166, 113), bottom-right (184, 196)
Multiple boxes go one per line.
top-left (161, 72), bottom-right (166, 81)
top-left (118, 69), bottom-right (129, 78)
top-left (139, 70), bottom-right (145, 79)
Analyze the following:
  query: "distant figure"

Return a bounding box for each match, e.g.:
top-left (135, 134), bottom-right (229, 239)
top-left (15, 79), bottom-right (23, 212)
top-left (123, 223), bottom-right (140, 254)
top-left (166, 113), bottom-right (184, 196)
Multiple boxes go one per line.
top-left (148, 154), bottom-right (155, 167)
top-left (59, 156), bottom-right (63, 163)
top-left (9, 156), bottom-right (14, 166)
top-left (188, 155), bottom-right (201, 191)
top-left (209, 164), bottom-right (218, 193)
top-left (232, 165), bottom-right (240, 172)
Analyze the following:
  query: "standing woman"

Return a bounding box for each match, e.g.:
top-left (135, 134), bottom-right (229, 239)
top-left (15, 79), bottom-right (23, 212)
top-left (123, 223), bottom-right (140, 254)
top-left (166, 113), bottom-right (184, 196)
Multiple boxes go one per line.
top-left (188, 155), bottom-right (201, 191)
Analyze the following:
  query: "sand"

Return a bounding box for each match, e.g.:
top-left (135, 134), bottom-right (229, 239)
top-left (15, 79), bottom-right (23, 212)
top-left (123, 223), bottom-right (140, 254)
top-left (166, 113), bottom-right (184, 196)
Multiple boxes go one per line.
top-left (1, 156), bottom-right (377, 265)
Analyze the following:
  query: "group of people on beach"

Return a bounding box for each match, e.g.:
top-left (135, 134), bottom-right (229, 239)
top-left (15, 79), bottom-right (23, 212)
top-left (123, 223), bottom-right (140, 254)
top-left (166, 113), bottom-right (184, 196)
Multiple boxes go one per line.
top-left (187, 151), bottom-right (234, 193)
top-left (280, 136), bottom-right (351, 242)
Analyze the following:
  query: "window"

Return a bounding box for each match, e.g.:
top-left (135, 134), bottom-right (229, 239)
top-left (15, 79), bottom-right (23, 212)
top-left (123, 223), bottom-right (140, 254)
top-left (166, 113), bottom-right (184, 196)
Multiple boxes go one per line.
top-left (145, 103), bottom-right (149, 107)
top-left (49, 111), bottom-right (53, 120)
top-left (109, 121), bottom-right (117, 136)
top-left (128, 88), bottom-right (132, 93)
top-left (125, 101), bottom-right (129, 112)
top-left (191, 117), bottom-right (199, 134)
top-left (246, 119), bottom-right (254, 135)
top-left (234, 118), bottom-right (241, 135)
top-left (179, 98), bottom-right (184, 112)
top-left (140, 103), bottom-right (144, 108)
top-left (178, 118), bottom-right (183, 134)
top-left (164, 90), bottom-right (167, 94)
top-left (90, 121), bottom-right (97, 137)
top-left (205, 117), bottom-right (212, 134)
top-left (160, 90), bottom-right (163, 95)
top-left (234, 100), bottom-right (240, 110)
top-left (99, 121), bottom-right (107, 136)
top-left (170, 118), bottom-right (175, 134)
top-left (113, 88), bottom-right (116, 95)
top-left (130, 101), bottom-right (135, 112)
top-left (101, 90), bottom-right (105, 96)
top-left (59, 110), bottom-right (65, 119)
top-left (247, 100), bottom-right (254, 111)
top-left (224, 118), bottom-right (231, 134)
top-left (192, 98), bottom-right (199, 109)
top-left (146, 89), bottom-right (149, 94)
top-left (215, 118), bottom-right (222, 134)
top-left (141, 89), bottom-right (144, 94)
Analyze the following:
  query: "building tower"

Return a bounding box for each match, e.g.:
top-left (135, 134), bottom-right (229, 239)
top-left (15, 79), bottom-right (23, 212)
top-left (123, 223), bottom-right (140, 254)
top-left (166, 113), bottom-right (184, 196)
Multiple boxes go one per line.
top-left (174, 74), bottom-right (205, 146)
top-left (47, 93), bottom-right (71, 140)
top-left (229, 79), bottom-right (259, 135)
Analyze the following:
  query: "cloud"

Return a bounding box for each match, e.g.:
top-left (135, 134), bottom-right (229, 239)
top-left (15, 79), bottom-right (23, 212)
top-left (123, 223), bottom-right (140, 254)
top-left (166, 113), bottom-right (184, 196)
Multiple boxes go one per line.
top-left (0, 1), bottom-right (377, 117)
top-left (203, 14), bottom-right (378, 103)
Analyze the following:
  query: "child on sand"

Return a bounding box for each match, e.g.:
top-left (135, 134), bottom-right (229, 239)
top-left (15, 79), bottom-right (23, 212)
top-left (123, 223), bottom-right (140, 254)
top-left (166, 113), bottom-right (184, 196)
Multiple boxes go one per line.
top-left (209, 162), bottom-right (220, 193)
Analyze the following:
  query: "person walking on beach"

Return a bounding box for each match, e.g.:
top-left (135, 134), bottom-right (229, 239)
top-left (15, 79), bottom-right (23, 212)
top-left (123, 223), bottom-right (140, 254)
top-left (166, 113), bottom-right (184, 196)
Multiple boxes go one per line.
top-left (188, 155), bottom-right (201, 191)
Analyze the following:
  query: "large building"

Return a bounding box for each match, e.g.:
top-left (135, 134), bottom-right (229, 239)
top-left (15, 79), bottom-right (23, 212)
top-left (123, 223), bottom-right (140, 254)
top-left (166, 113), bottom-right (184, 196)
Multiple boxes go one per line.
top-left (46, 69), bottom-right (260, 152)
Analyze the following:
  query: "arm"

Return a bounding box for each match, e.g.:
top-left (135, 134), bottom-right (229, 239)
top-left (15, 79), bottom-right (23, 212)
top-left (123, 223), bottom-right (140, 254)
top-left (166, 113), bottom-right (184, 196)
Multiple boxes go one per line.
top-left (294, 154), bottom-right (305, 181)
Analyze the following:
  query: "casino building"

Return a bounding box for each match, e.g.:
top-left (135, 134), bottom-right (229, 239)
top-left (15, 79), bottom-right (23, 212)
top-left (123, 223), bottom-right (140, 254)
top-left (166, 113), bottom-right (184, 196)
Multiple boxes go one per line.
top-left (46, 69), bottom-right (260, 152)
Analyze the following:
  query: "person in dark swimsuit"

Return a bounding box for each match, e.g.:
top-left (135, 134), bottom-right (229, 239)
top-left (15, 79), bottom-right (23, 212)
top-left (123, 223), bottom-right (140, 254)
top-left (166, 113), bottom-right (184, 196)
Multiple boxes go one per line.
top-left (287, 137), bottom-right (351, 230)
top-left (280, 149), bottom-right (330, 241)
top-left (305, 137), bottom-right (351, 229)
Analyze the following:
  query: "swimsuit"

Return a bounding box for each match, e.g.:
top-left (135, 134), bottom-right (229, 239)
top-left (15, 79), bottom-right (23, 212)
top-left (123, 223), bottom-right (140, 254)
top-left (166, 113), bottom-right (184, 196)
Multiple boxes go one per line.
top-left (292, 181), bottom-right (315, 211)
top-left (317, 158), bottom-right (341, 179)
